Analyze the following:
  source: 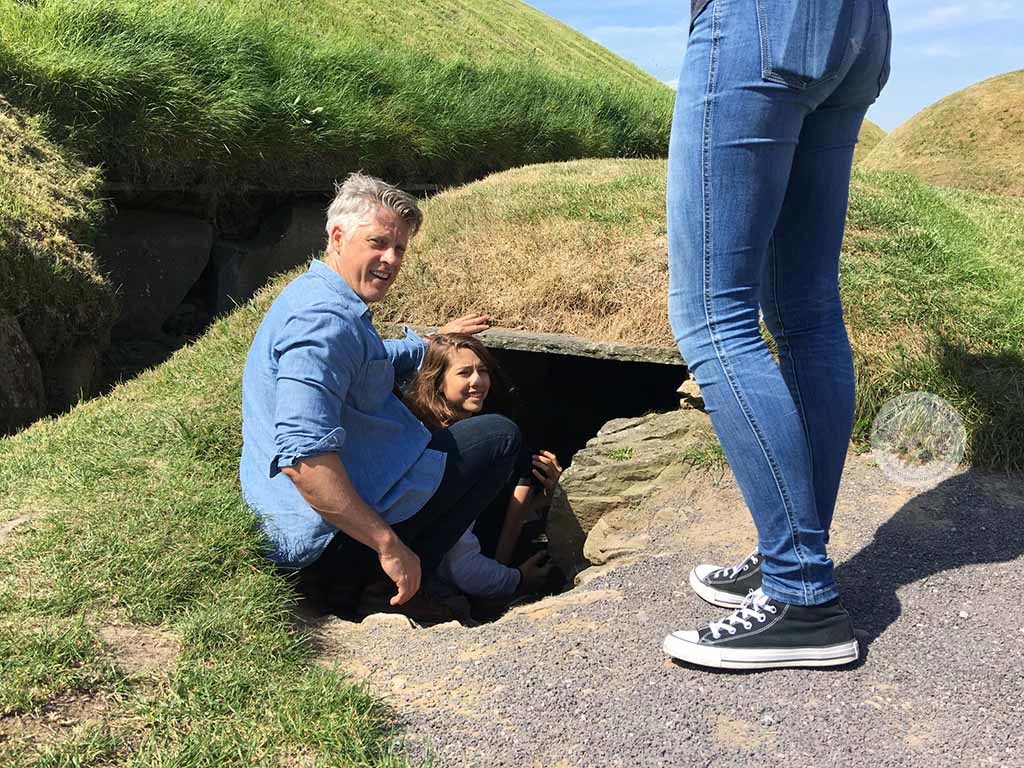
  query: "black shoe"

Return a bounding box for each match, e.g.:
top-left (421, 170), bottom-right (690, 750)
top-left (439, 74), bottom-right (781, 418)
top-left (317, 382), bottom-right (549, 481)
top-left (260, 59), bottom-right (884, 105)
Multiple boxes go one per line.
top-left (689, 549), bottom-right (763, 608)
top-left (663, 588), bottom-right (859, 670)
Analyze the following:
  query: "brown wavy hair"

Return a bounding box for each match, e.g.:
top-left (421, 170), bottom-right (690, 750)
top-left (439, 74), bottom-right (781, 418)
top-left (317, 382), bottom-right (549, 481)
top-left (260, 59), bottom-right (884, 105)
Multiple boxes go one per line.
top-left (404, 333), bottom-right (500, 430)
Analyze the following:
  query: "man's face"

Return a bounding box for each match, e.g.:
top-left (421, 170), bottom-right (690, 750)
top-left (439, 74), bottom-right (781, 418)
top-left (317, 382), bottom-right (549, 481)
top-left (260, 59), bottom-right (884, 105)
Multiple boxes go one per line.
top-left (329, 207), bottom-right (410, 303)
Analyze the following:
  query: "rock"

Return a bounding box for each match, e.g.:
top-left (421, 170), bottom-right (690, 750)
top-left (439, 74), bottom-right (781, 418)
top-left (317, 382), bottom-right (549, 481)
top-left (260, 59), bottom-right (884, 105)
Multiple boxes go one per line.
top-left (546, 408), bottom-right (716, 574)
top-left (381, 323), bottom-right (684, 365)
top-left (210, 202), bottom-right (325, 315)
top-left (46, 339), bottom-right (102, 413)
top-left (0, 314), bottom-right (46, 434)
top-left (678, 375), bottom-right (704, 410)
top-left (95, 210), bottom-right (213, 337)
top-left (361, 612), bottom-right (416, 630)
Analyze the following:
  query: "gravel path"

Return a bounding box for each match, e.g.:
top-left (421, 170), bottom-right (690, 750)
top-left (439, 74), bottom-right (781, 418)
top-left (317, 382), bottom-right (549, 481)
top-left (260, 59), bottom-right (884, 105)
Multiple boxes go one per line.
top-left (312, 454), bottom-right (1023, 767)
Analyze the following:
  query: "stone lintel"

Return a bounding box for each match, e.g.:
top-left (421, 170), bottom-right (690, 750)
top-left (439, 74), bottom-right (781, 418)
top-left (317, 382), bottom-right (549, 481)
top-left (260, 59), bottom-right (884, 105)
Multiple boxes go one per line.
top-left (382, 324), bottom-right (684, 366)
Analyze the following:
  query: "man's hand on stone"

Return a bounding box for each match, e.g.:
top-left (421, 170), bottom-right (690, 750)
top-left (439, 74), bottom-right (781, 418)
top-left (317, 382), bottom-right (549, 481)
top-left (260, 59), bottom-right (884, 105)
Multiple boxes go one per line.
top-left (436, 312), bottom-right (492, 336)
top-left (378, 537), bottom-right (422, 605)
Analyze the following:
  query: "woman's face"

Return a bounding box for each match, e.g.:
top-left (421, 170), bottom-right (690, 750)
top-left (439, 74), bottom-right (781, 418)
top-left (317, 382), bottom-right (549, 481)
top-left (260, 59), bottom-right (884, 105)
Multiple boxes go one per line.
top-left (442, 347), bottom-right (491, 420)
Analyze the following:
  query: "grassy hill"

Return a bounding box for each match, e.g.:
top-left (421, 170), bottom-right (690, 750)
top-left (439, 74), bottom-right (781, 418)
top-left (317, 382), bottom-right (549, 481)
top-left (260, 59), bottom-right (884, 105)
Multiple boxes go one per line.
top-left (0, 0), bottom-right (673, 191)
top-left (377, 159), bottom-right (1024, 471)
top-left (0, 298), bottom-right (414, 765)
top-left (2, 158), bottom-right (1022, 763)
top-left (862, 70), bottom-right (1024, 196)
top-left (854, 119), bottom-right (886, 164)
top-left (0, 98), bottom-right (115, 420)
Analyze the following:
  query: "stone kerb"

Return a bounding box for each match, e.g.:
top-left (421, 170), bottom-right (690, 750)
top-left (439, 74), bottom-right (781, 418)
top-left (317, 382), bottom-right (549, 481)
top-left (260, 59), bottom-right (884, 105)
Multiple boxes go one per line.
top-left (0, 315), bottom-right (47, 434)
top-left (385, 324), bottom-right (685, 366)
top-left (210, 203), bottom-right (326, 315)
top-left (546, 408), bottom-right (716, 577)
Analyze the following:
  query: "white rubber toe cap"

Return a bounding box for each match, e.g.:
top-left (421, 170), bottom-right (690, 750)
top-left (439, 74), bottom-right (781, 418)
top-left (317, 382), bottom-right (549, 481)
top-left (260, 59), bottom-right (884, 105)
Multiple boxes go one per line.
top-left (691, 564), bottom-right (718, 581)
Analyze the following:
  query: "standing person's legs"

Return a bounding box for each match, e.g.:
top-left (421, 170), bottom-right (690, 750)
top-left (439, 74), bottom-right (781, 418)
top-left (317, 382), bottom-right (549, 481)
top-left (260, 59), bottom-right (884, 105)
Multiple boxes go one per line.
top-left (759, 106), bottom-right (865, 539)
top-left (667, 0), bottom-right (837, 607)
top-left (761, 2), bottom-right (891, 537)
top-left (299, 414), bottom-right (521, 613)
top-left (663, 0), bottom-right (890, 668)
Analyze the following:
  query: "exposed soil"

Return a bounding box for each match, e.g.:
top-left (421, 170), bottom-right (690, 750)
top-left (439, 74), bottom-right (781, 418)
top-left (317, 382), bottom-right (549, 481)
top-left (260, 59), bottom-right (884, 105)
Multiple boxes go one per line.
top-left (97, 624), bottom-right (180, 678)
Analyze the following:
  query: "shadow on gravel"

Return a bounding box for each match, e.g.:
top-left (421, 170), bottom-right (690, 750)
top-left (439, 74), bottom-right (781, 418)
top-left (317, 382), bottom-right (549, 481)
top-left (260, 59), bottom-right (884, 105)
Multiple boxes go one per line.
top-left (837, 467), bottom-right (1023, 650)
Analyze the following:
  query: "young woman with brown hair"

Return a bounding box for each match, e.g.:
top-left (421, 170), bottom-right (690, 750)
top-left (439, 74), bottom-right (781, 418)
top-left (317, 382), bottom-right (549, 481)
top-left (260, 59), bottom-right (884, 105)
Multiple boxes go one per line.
top-left (404, 333), bottom-right (562, 601)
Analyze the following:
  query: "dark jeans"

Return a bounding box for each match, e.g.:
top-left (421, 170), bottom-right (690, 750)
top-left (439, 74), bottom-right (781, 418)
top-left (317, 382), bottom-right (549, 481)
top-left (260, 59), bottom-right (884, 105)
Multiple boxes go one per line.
top-left (471, 443), bottom-right (536, 558)
top-left (299, 414), bottom-right (521, 612)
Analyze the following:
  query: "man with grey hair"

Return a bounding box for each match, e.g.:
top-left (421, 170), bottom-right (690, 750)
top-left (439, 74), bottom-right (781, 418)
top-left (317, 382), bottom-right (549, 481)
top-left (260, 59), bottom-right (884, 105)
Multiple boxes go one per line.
top-left (241, 172), bottom-right (520, 617)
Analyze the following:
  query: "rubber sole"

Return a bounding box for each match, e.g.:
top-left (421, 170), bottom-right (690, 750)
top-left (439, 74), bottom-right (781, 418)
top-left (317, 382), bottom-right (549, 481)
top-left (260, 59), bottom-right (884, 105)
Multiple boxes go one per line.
top-left (662, 633), bottom-right (860, 670)
top-left (688, 567), bottom-right (750, 609)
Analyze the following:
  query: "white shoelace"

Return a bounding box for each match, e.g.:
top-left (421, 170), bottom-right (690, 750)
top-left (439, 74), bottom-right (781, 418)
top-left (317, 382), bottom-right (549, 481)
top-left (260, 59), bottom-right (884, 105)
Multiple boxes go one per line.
top-left (713, 549), bottom-right (759, 579)
top-left (706, 588), bottom-right (777, 639)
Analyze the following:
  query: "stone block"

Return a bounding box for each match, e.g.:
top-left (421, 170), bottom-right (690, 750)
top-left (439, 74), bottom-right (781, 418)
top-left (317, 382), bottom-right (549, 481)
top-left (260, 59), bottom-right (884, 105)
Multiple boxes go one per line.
top-left (46, 339), bottom-right (102, 413)
top-left (211, 202), bottom-right (325, 314)
top-left (546, 408), bottom-right (715, 574)
top-left (95, 210), bottom-right (213, 337)
top-left (0, 314), bottom-right (46, 434)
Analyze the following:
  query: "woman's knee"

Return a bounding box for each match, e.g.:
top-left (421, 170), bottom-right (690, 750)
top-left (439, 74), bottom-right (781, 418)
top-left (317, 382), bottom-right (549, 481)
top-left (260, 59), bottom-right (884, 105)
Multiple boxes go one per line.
top-left (446, 413), bottom-right (521, 461)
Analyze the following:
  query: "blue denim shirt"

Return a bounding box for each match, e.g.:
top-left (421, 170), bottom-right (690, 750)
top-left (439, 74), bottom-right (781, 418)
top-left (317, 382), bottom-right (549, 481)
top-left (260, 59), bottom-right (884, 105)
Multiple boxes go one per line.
top-left (240, 260), bottom-right (446, 568)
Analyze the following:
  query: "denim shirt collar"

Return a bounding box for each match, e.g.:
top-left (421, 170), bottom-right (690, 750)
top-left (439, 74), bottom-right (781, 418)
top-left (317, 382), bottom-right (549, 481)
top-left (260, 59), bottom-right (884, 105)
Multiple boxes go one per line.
top-left (308, 259), bottom-right (371, 318)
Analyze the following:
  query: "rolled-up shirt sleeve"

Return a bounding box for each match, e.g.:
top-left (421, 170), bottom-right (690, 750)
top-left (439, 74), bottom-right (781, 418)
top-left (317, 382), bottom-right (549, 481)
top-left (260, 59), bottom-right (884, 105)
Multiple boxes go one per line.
top-left (383, 325), bottom-right (427, 377)
top-left (270, 309), bottom-right (360, 476)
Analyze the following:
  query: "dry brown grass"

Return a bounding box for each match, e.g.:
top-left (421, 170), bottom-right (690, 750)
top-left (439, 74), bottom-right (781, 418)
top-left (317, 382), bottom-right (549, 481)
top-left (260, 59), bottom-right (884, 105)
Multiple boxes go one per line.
top-left (862, 69), bottom-right (1024, 196)
top-left (854, 119), bottom-right (886, 164)
top-left (368, 157), bottom-right (1024, 469)
top-left (376, 158), bottom-right (674, 347)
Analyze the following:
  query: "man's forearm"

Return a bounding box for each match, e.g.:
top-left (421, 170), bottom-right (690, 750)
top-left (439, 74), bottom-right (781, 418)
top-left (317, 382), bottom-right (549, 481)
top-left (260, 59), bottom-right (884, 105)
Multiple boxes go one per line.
top-left (281, 453), bottom-right (399, 554)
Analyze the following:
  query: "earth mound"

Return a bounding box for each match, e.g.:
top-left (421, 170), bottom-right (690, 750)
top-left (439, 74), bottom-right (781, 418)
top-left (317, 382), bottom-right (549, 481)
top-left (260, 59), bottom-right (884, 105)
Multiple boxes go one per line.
top-left (862, 70), bottom-right (1024, 196)
top-left (0, 0), bottom-right (672, 190)
top-left (854, 119), bottom-right (886, 164)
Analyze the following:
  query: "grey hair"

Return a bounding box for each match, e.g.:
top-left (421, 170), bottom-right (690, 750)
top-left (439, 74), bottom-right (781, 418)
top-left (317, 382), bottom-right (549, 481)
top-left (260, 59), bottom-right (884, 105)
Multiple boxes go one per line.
top-left (325, 172), bottom-right (423, 240)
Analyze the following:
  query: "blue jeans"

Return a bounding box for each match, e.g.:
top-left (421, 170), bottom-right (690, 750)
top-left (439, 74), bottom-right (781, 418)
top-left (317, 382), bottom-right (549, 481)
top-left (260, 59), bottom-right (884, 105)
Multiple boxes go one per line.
top-left (667, 0), bottom-right (891, 605)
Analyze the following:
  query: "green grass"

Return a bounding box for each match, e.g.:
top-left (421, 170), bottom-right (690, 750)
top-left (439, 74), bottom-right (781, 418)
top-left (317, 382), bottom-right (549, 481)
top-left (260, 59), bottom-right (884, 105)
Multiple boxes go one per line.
top-left (0, 97), bottom-right (115, 410)
top-left (840, 171), bottom-right (1024, 468)
top-left (0, 0), bottom-right (672, 192)
top-left (606, 446), bottom-right (635, 462)
top-left (0, 300), bottom-right (419, 766)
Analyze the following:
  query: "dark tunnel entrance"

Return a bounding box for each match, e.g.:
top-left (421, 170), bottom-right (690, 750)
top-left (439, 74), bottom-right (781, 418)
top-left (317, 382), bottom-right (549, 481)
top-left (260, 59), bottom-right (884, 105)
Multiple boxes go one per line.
top-left (472, 333), bottom-right (687, 471)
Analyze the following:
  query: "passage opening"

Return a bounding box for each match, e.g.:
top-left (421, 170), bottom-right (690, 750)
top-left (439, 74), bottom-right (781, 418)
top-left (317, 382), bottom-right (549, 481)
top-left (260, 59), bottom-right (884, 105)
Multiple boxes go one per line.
top-left (483, 346), bottom-right (686, 475)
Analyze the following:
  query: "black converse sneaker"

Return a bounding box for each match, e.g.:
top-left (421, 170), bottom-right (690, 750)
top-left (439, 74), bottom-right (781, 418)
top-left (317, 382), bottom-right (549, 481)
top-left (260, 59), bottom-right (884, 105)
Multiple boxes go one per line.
top-left (663, 588), bottom-right (859, 670)
top-left (689, 550), bottom-right (763, 608)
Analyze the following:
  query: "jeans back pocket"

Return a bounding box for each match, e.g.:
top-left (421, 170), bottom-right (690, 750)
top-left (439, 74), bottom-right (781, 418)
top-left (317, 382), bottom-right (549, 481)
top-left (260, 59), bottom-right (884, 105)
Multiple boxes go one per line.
top-left (756, 0), bottom-right (855, 89)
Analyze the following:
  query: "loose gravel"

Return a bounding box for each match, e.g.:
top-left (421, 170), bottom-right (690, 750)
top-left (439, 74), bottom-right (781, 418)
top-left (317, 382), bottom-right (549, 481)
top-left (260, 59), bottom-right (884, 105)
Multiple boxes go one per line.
top-left (313, 454), bottom-right (1023, 767)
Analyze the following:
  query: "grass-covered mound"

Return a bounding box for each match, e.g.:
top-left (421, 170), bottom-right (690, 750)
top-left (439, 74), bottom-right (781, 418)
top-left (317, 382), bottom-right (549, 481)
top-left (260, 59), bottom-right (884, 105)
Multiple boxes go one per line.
top-left (0, 0), bottom-right (672, 191)
top-left (862, 70), bottom-right (1024, 196)
top-left (2, 158), bottom-right (1020, 763)
top-left (854, 119), bottom-right (885, 164)
top-left (0, 98), bottom-right (115, 406)
top-left (376, 159), bottom-right (1024, 471)
top-left (0, 298), bottom-right (416, 766)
